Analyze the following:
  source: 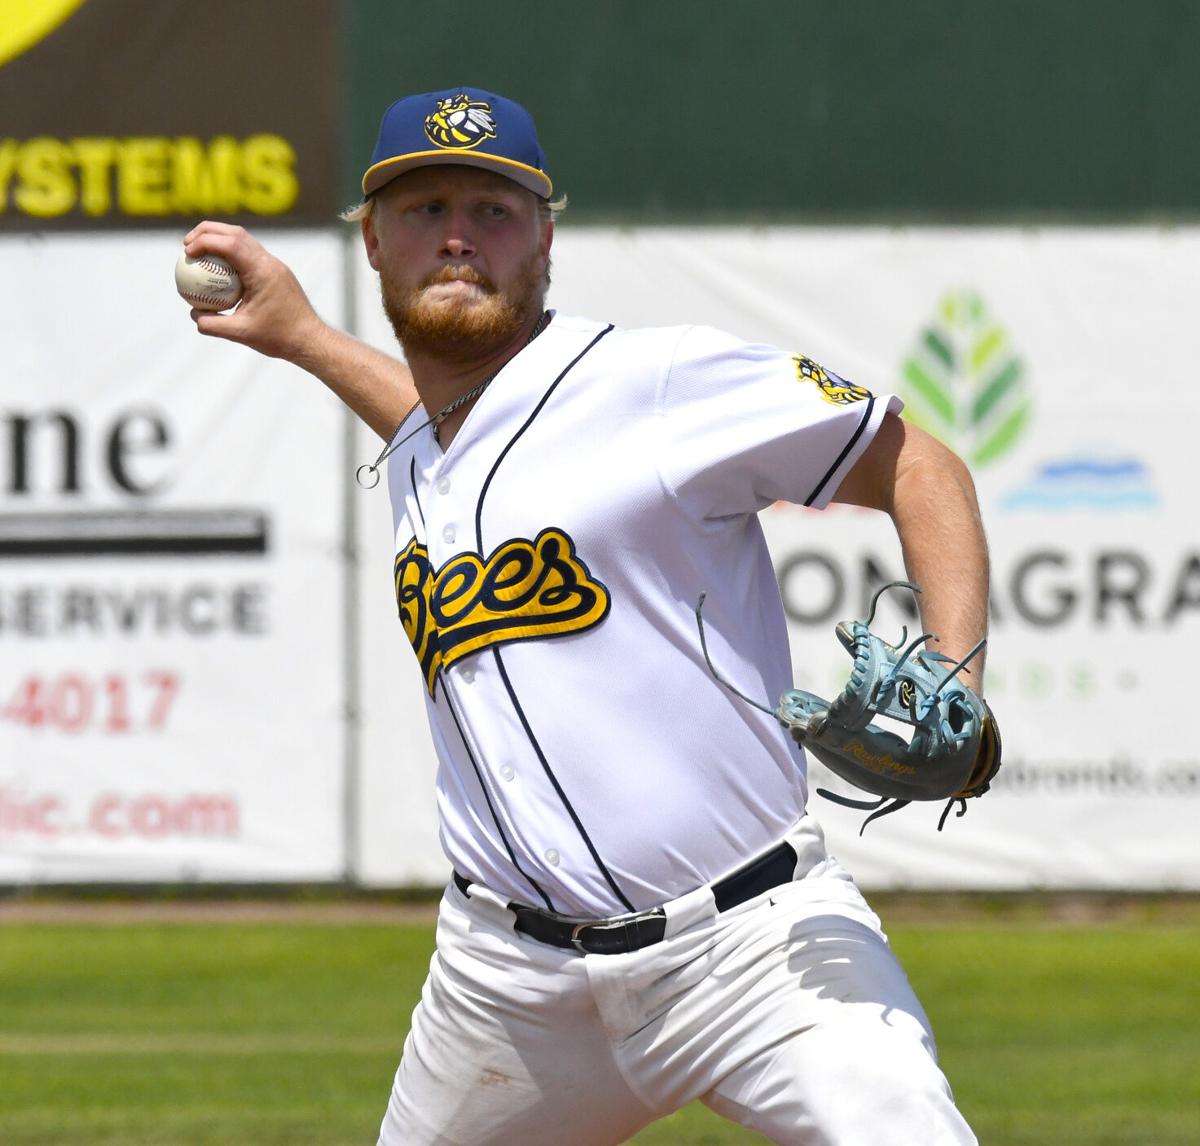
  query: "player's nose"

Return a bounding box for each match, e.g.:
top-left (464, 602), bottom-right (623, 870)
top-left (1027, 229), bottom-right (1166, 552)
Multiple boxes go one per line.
top-left (437, 208), bottom-right (477, 259)
top-left (442, 236), bottom-right (476, 258)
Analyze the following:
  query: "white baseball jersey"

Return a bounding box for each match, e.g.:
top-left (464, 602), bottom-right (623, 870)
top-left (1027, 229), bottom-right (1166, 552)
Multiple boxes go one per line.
top-left (386, 312), bottom-right (901, 918)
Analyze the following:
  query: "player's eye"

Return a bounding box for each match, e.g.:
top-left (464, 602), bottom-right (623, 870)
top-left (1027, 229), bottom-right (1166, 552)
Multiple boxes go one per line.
top-left (481, 203), bottom-right (509, 220)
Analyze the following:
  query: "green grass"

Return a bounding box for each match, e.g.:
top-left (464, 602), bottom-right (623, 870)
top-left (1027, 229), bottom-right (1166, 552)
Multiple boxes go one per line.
top-left (889, 926), bottom-right (1200, 1146)
top-left (0, 905), bottom-right (1197, 1145)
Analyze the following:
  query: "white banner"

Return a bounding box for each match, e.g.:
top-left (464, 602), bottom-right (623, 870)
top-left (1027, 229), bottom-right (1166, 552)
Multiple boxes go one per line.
top-left (7, 226), bottom-right (1194, 889)
top-left (0, 231), bottom-right (348, 882)
top-left (353, 225), bottom-right (1200, 889)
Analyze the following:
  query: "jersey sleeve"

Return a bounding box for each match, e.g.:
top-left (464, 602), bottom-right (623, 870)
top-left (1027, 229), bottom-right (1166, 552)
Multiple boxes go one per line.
top-left (656, 324), bottom-right (903, 517)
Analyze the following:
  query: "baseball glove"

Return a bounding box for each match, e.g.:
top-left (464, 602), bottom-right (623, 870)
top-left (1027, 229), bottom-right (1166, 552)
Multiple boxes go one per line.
top-left (696, 581), bottom-right (1001, 832)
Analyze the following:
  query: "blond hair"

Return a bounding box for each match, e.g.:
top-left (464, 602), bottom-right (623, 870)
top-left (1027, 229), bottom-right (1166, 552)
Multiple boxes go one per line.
top-left (340, 193), bottom-right (567, 224)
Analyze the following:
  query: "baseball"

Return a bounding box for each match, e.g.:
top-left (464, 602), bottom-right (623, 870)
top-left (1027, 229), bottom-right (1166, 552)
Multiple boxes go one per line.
top-left (174, 251), bottom-right (243, 311)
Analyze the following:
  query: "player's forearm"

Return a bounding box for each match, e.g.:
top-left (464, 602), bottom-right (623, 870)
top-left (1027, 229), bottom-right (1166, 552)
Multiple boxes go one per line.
top-left (289, 322), bottom-right (418, 441)
top-left (834, 415), bottom-right (990, 681)
top-left (889, 437), bottom-right (990, 687)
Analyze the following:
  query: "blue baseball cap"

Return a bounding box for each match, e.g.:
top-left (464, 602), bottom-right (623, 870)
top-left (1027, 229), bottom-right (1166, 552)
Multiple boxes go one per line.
top-left (361, 87), bottom-right (553, 199)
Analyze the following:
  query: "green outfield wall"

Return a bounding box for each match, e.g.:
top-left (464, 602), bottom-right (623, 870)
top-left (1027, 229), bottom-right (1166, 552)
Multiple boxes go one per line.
top-left (3, 2), bottom-right (1194, 230)
top-left (346, 0), bottom-right (1200, 222)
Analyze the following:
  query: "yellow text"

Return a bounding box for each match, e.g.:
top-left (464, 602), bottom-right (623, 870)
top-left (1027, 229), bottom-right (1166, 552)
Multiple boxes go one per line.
top-left (0, 134), bottom-right (299, 219)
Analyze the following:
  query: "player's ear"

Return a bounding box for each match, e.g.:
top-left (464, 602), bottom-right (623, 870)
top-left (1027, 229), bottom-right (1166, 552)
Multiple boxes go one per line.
top-left (361, 211), bottom-right (382, 272)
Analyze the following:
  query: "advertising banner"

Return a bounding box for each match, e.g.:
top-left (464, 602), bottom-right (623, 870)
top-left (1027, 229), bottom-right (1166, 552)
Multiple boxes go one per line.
top-left (0, 0), bottom-right (340, 230)
top-left (8, 225), bottom-right (1192, 889)
top-left (352, 225), bottom-right (1200, 889)
top-left (0, 231), bottom-right (348, 882)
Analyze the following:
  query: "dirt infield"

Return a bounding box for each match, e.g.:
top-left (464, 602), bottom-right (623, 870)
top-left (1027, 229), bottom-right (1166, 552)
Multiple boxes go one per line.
top-left (2, 889), bottom-right (1198, 926)
top-left (0, 900), bottom-right (438, 924)
top-left (871, 890), bottom-right (1200, 927)
top-left (0, 885), bottom-right (442, 925)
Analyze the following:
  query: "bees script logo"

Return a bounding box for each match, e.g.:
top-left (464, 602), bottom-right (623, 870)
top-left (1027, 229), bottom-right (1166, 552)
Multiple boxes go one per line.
top-left (395, 527), bottom-right (610, 695)
top-left (424, 94), bottom-right (498, 150)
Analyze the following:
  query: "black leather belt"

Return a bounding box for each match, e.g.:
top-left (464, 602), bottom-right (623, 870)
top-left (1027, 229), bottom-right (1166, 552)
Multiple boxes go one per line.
top-left (452, 839), bottom-right (798, 956)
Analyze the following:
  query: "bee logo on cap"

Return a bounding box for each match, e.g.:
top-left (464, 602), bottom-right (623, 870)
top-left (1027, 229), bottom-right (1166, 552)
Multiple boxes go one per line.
top-left (425, 93), bottom-right (498, 150)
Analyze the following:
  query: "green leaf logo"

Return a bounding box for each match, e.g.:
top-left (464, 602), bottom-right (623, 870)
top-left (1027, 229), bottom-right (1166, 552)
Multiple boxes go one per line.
top-left (900, 289), bottom-right (1031, 467)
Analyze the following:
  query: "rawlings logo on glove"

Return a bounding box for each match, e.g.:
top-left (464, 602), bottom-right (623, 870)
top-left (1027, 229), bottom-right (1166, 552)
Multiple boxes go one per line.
top-left (696, 581), bottom-right (1002, 833)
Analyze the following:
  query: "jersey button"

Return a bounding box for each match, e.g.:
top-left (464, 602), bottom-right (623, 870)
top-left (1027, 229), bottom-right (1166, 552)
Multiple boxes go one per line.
top-left (499, 764), bottom-right (515, 781)
top-left (435, 477), bottom-right (451, 495)
top-left (442, 524), bottom-right (456, 544)
top-left (460, 667), bottom-right (475, 684)
top-left (544, 848), bottom-right (560, 866)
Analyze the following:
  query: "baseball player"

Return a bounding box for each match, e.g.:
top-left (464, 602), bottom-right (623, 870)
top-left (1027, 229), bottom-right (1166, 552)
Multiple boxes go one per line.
top-left (185, 87), bottom-right (988, 1145)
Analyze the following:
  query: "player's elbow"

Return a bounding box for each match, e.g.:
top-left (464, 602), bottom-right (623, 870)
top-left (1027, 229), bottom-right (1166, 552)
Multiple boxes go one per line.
top-left (833, 415), bottom-right (979, 519)
top-left (891, 422), bottom-right (983, 529)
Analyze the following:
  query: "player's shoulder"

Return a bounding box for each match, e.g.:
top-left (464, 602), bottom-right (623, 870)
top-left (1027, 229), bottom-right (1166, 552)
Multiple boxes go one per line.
top-left (548, 312), bottom-right (760, 360)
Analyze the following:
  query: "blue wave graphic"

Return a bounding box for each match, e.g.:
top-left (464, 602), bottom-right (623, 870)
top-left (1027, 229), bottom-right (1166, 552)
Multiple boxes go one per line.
top-left (1002, 455), bottom-right (1159, 512)
top-left (1038, 460), bottom-right (1145, 480)
top-left (1002, 490), bottom-right (1158, 510)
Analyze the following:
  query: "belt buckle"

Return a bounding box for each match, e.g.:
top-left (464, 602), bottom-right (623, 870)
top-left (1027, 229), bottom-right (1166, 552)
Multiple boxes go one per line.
top-left (569, 909), bottom-right (662, 954)
top-left (569, 921), bottom-right (591, 953)
top-left (570, 918), bottom-right (623, 954)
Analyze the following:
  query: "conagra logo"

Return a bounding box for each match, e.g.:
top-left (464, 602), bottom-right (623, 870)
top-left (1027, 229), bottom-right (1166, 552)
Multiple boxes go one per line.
top-left (900, 289), bottom-right (1031, 467)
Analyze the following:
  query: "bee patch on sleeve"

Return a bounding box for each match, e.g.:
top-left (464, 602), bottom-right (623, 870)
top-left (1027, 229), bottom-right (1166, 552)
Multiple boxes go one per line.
top-left (792, 354), bottom-right (873, 405)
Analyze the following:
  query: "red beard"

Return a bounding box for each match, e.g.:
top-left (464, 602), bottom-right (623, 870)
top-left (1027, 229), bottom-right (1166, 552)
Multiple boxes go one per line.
top-left (380, 258), bottom-right (545, 362)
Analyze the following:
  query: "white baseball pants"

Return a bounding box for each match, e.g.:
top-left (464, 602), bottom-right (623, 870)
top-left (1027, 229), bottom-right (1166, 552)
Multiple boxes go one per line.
top-left (377, 821), bottom-right (977, 1146)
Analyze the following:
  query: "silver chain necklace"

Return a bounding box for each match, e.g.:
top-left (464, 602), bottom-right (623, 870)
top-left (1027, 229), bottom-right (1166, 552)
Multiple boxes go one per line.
top-left (355, 311), bottom-right (550, 489)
